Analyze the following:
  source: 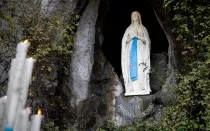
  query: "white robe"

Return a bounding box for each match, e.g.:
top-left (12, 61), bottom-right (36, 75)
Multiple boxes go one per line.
top-left (121, 25), bottom-right (151, 96)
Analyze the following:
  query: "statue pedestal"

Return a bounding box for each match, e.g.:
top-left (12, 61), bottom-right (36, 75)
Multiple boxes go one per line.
top-left (116, 95), bottom-right (154, 126)
top-left (124, 91), bottom-right (150, 96)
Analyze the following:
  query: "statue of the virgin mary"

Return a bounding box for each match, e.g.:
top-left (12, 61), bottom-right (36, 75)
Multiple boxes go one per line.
top-left (121, 11), bottom-right (151, 96)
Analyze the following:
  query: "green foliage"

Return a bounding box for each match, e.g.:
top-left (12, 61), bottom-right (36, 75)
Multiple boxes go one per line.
top-left (0, 0), bottom-right (78, 89)
top-left (96, 120), bottom-right (163, 131)
top-left (96, 120), bottom-right (131, 131)
top-left (156, 0), bottom-right (210, 130)
top-left (43, 122), bottom-right (60, 131)
top-left (43, 122), bottom-right (72, 131)
top-left (0, 86), bottom-right (6, 94)
top-left (164, 0), bottom-right (210, 69)
top-left (1, 0), bottom-right (79, 82)
top-left (0, 0), bottom-right (79, 129)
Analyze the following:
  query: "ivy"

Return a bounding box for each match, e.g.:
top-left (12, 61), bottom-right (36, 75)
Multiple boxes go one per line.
top-left (0, 0), bottom-right (79, 129)
top-left (154, 0), bottom-right (210, 130)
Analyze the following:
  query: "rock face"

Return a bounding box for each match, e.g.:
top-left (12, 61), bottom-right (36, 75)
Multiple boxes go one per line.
top-left (150, 54), bottom-right (168, 92)
top-left (69, 0), bottom-right (100, 107)
top-left (67, 0), bottom-right (177, 129)
top-left (69, 0), bottom-right (124, 128)
top-left (0, 58), bottom-right (10, 96)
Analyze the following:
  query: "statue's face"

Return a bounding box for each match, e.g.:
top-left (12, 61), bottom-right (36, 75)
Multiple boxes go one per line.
top-left (132, 12), bottom-right (139, 22)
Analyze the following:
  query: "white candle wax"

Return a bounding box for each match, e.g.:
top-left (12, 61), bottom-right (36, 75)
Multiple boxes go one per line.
top-left (6, 59), bottom-right (16, 99)
top-left (15, 41), bottom-right (29, 60)
top-left (18, 58), bottom-right (35, 111)
top-left (6, 41), bottom-right (29, 127)
top-left (0, 96), bottom-right (8, 130)
top-left (15, 108), bottom-right (31, 131)
top-left (14, 58), bottom-right (35, 131)
top-left (30, 110), bottom-right (43, 131)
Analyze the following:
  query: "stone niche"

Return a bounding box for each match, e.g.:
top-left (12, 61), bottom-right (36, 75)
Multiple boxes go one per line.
top-left (68, 0), bottom-right (177, 129)
top-left (101, 0), bottom-right (170, 125)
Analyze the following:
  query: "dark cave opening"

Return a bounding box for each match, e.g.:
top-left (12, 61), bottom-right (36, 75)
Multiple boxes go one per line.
top-left (101, 0), bottom-right (168, 76)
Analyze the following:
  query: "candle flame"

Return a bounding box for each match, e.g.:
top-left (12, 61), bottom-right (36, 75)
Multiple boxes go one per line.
top-left (4, 96), bottom-right (7, 98)
top-left (37, 108), bottom-right (42, 115)
top-left (24, 39), bottom-right (29, 43)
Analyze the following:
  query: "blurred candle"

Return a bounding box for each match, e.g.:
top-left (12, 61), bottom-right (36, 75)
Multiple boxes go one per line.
top-left (0, 96), bottom-right (7, 130)
top-left (14, 58), bottom-right (35, 131)
top-left (15, 108), bottom-right (31, 131)
top-left (0, 96), bottom-right (7, 118)
top-left (7, 40), bottom-right (29, 98)
top-left (6, 40), bottom-right (29, 127)
top-left (6, 59), bottom-right (16, 99)
top-left (4, 126), bottom-right (13, 131)
top-left (17, 58), bottom-right (35, 111)
top-left (30, 108), bottom-right (43, 131)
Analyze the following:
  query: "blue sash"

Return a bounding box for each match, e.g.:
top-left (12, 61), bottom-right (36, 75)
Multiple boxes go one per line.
top-left (130, 38), bottom-right (138, 81)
